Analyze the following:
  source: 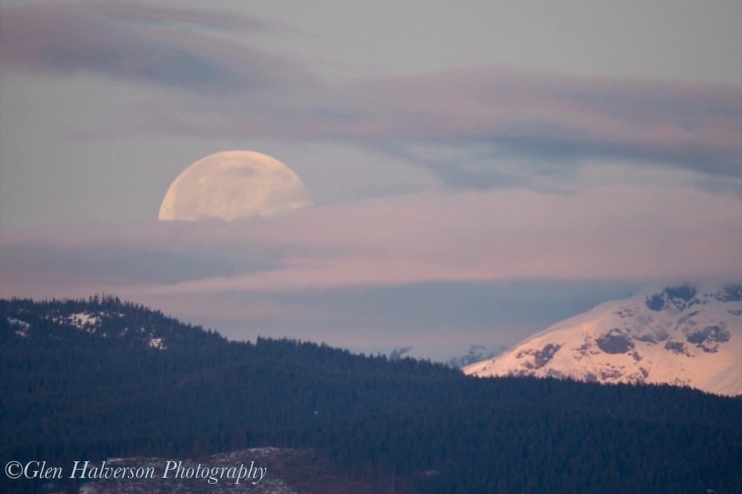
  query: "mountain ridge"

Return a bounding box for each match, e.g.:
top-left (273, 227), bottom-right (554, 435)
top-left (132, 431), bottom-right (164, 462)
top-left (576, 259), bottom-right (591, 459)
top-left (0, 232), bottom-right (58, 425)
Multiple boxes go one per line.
top-left (465, 282), bottom-right (742, 396)
top-left (2, 295), bottom-right (741, 493)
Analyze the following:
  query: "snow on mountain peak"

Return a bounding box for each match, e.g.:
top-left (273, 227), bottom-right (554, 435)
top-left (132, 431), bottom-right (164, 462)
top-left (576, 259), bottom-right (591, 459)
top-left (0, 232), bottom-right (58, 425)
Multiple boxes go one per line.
top-left (464, 282), bottom-right (742, 396)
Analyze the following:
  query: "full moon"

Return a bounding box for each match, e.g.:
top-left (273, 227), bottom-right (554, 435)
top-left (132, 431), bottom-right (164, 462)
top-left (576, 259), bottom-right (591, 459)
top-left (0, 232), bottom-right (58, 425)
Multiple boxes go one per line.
top-left (158, 150), bottom-right (311, 221)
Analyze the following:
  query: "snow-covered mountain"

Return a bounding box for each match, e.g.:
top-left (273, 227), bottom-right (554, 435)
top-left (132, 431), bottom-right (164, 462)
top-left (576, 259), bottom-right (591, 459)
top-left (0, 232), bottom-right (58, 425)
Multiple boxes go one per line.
top-left (464, 283), bottom-right (742, 396)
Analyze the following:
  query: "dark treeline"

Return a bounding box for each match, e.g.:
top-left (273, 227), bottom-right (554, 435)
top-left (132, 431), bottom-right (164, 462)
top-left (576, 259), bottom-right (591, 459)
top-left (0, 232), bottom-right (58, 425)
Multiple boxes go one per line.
top-left (1, 297), bottom-right (740, 493)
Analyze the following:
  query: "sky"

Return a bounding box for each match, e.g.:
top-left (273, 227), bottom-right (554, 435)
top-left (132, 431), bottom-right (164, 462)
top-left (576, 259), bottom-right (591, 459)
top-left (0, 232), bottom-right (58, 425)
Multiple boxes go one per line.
top-left (1, 0), bottom-right (741, 358)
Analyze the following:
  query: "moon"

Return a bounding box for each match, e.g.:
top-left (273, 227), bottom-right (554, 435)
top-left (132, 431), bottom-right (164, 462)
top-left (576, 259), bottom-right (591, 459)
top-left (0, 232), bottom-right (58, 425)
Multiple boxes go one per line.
top-left (158, 150), bottom-right (311, 221)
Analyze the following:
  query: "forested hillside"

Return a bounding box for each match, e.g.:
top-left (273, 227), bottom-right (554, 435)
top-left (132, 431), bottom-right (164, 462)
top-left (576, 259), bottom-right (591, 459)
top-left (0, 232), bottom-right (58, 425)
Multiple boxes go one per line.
top-left (2, 297), bottom-right (740, 493)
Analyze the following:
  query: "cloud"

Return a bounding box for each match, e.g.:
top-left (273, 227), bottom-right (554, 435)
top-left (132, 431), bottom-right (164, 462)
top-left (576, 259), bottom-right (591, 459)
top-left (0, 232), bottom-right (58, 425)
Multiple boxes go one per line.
top-left (1, 183), bottom-right (738, 346)
top-left (2, 3), bottom-right (739, 194)
top-left (131, 64), bottom-right (742, 190)
top-left (342, 68), bottom-right (741, 187)
top-left (85, 2), bottom-right (289, 33)
top-left (0, 244), bottom-right (273, 286)
top-left (0, 2), bottom-right (313, 94)
top-left (0, 218), bottom-right (309, 291)
top-left (1, 183), bottom-right (739, 300)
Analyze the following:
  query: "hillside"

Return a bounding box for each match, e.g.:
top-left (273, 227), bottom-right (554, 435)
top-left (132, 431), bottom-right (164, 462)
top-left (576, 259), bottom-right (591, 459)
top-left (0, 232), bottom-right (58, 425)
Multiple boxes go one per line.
top-left (1, 296), bottom-right (740, 493)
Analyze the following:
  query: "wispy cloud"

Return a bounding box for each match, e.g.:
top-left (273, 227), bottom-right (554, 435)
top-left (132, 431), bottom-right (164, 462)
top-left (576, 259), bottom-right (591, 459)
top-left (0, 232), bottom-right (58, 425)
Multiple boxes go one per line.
top-left (2, 183), bottom-right (739, 300)
top-left (0, 2), bottom-right (313, 94)
top-left (2, 3), bottom-right (739, 192)
top-left (134, 64), bottom-right (742, 190)
top-left (87, 2), bottom-right (290, 33)
top-left (1, 183), bottom-right (738, 345)
top-left (336, 68), bottom-right (742, 187)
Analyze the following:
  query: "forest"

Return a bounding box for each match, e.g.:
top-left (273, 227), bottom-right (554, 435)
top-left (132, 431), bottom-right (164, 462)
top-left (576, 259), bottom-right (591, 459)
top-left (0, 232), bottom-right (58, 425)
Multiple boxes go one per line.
top-left (1, 297), bottom-right (740, 493)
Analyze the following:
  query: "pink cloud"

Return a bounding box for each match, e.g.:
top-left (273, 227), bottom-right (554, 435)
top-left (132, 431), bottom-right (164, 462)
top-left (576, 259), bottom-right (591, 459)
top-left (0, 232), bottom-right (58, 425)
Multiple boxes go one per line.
top-left (338, 67), bottom-right (742, 167)
top-left (2, 183), bottom-right (738, 344)
top-left (1, 184), bottom-right (739, 302)
top-left (2, 3), bottom-right (738, 182)
top-left (126, 65), bottom-right (741, 184)
top-left (0, 2), bottom-right (312, 94)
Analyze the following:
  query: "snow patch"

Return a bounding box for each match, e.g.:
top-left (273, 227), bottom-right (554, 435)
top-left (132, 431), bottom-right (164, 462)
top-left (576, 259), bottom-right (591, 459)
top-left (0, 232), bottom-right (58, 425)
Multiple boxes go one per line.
top-left (7, 317), bottom-right (30, 328)
top-left (148, 338), bottom-right (166, 350)
top-left (7, 317), bottom-right (30, 337)
top-left (68, 312), bottom-right (101, 332)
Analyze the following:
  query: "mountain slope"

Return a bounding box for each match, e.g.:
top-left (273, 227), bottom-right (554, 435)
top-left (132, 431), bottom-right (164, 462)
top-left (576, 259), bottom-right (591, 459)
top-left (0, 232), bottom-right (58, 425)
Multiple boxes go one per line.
top-left (388, 343), bottom-right (508, 368)
top-left (465, 282), bottom-right (742, 396)
top-left (2, 296), bottom-right (741, 494)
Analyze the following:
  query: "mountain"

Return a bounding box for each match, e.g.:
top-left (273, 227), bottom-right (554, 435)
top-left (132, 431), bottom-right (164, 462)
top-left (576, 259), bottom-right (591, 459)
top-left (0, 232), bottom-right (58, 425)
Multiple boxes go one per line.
top-left (2, 296), bottom-right (741, 494)
top-left (388, 344), bottom-right (508, 368)
top-left (2, 294), bottom-right (222, 351)
top-left (465, 282), bottom-right (742, 396)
